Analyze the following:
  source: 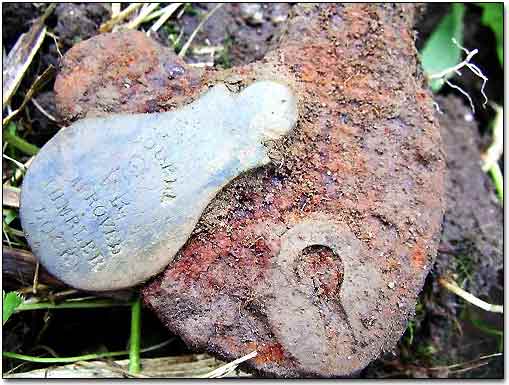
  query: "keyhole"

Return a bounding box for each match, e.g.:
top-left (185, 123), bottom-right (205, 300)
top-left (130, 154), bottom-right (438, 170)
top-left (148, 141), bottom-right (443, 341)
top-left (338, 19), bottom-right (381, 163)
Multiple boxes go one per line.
top-left (296, 245), bottom-right (344, 299)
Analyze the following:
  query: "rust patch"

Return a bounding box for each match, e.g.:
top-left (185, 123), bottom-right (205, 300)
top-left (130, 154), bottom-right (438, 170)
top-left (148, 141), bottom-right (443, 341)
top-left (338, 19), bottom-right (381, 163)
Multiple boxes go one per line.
top-left (410, 239), bottom-right (427, 270)
top-left (252, 342), bottom-right (287, 365)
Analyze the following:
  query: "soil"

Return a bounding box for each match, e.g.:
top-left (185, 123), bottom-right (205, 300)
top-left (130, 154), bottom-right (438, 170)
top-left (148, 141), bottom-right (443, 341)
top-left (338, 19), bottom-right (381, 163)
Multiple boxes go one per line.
top-left (434, 95), bottom-right (503, 296)
top-left (2, 2), bottom-right (503, 379)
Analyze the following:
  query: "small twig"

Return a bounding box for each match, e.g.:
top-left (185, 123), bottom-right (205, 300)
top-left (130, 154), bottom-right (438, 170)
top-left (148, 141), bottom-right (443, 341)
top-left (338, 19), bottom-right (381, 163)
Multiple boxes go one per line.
top-left (4, 226), bottom-right (24, 238)
top-left (4, 362), bottom-right (28, 376)
top-left (51, 289), bottom-right (79, 299)
top-left (6, 155), bottom-right (34, 185)
top-left (18, 285), bottom-right (48, 295)
top-left (428, 352), bottom-right (502, 371)
top-left (3, 227), bottom-right (12, 248)
top-left (2, 4), bottom-right (54, 109)
top-left (3, 154), bottom-right (28, 171)
top-left (432, 101), bottom-right (443, 114)
top-left (449, 361), bottom-right (489, 374)
top-left (177, 4), bottom-right (186, 18)
top-left (438, 277), bottom-right (503, 313)
top-left (3, 65), bottom-right (56, 127)
top-left (178, 4), bottom-right (223, 58)
top-left (33, 344), bottom-right (59, 358)
top-left (199, 350), bottom-right (257, 378)
top-left (32, 262), bottom-right (40, 295)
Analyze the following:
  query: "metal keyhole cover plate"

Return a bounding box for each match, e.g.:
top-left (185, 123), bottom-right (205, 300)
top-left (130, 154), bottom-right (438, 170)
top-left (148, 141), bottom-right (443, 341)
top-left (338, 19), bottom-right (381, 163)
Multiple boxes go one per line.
top-left (20, 81), bottom-right (298, 291)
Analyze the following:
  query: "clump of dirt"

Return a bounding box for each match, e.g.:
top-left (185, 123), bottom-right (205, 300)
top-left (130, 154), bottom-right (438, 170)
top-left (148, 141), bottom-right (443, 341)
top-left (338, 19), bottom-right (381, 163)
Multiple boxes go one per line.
top-left (54, 3), bottom-right (110, 50)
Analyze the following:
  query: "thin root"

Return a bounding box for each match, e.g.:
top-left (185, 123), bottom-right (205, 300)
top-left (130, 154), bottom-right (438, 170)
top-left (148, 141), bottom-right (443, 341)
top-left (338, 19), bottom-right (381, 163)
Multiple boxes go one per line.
top-left (428, 38), bottom-right (489, 114)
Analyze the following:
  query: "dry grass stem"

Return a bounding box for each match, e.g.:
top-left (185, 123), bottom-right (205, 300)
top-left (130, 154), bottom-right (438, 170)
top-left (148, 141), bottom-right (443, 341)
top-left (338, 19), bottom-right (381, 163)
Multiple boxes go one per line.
top-left (438, 277), bottom-right (503, 313)
top-left (126, 3), bottom-right (160, 30)
top-left (3, 24), bottom-right (47, 109)
top-left (199, 350), bottom-right (257, 378)
top-left (111, 3), bottom-right (121, 17)
top-left (100, 3), bottom-right (142, 33)
top-left (31, 98), bottom-right (58, 122)
top-left (178, 4), bottom-right (223, 58)
top-left (3, 65), bottom-right (56, 127)
top-left (148, 3), bottom-right (183, 34)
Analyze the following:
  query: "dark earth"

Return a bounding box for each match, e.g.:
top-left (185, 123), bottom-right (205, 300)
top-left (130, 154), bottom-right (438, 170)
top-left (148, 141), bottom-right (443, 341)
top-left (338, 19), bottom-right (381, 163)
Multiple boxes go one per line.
top-left (2, 3), bottom-right (503, 378)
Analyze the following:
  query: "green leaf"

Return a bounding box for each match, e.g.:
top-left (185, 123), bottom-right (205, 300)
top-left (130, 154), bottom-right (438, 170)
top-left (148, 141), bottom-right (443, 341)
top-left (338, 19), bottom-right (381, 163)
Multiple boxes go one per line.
top-left (420, 4), bottom-right (466, 92)
top-left (477, 3), bottom-right (503, 66)
top-left (3, 291), bottom-right (23, 325)
top-left (3, 209), bottom-right (18, 225)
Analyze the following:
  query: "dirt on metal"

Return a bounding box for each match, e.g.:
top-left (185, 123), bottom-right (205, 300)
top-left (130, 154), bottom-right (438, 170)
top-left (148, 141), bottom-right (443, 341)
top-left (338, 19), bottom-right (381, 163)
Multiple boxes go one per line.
top-left (53, 4), bottom-right (445, 378)
top-left (54, 30), bottom-right (203, 123)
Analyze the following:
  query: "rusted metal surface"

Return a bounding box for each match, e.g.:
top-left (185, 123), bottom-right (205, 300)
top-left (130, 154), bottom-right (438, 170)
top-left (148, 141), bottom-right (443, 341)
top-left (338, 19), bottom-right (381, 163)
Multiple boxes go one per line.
top-left (54, 30), bottom-right (202, 123)
top-left (53, 3), bottom-right (445, 378)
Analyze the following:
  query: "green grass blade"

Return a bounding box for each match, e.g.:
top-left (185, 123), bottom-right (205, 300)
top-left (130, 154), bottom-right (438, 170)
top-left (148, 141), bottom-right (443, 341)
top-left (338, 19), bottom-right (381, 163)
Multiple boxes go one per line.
top-left (128, 296), bottom-right (142, 374)
top-left (3, 123), bottom-right (40, 156)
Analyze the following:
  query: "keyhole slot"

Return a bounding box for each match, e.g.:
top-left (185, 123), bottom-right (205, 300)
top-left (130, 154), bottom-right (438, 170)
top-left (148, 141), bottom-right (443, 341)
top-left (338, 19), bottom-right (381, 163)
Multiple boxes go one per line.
top-left (296, 245), bottom-right (344, 299)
